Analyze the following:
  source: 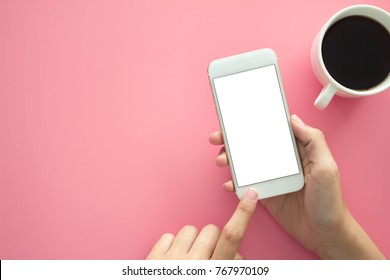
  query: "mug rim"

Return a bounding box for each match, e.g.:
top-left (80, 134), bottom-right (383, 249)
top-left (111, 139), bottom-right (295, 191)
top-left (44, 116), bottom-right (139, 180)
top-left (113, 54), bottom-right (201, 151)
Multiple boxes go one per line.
top-left (317, 4), bottom-right (390, 96)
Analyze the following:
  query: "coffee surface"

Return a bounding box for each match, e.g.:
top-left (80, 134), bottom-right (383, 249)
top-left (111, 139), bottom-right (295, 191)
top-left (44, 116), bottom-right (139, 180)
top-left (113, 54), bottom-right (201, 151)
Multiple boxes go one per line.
top-left (322, 16), bottom-right (390, 90)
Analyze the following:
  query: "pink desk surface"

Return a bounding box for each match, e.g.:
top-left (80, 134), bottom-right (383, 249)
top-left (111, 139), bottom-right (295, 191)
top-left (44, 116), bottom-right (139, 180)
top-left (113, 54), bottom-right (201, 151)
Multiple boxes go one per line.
top-left (1, 0), bottom-right (390, 259)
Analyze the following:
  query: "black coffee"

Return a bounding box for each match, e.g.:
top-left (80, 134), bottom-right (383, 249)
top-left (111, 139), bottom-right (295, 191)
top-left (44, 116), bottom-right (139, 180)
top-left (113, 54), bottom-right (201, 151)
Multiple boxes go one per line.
top-left (322, 15), bottom-right (390, 90)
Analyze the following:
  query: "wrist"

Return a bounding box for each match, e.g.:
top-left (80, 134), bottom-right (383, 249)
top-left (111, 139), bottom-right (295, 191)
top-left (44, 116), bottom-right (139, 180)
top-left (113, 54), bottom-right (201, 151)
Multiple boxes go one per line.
top-left (315, 211), bottom-right (386, 259)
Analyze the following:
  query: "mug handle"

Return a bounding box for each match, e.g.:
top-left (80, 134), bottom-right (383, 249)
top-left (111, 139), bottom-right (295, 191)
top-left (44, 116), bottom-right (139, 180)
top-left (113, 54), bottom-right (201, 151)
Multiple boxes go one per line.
top-left (314, 84), bottom-right (337, 110)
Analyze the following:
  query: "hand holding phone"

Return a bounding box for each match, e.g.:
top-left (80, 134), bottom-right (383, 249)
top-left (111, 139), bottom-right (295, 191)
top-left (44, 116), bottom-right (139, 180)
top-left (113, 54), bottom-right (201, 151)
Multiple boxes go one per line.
top-left (208, 49), bottom-right (304, 199)
top-left (210, 114), bottom-right (386, 259)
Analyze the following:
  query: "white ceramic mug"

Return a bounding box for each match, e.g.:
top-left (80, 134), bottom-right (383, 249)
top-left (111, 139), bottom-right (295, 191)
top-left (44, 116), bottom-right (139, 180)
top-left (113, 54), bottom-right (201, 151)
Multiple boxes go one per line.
top-left (311, 5), bottom-right (390, 110)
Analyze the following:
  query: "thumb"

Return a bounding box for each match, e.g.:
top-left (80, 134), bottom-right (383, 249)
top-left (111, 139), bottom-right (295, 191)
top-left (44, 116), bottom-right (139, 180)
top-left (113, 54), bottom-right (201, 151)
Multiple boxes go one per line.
top-left (291, 114), bottom-right (334, 163)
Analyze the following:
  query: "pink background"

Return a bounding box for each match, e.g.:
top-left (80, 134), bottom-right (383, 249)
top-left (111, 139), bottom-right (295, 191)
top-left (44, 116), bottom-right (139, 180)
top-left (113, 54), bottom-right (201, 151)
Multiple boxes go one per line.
top-left (1, 0), bottom-right (389, 259)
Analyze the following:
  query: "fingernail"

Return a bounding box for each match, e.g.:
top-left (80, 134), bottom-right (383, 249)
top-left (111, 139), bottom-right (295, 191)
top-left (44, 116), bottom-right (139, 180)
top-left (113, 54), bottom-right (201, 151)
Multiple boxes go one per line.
top-left (293, 114), bottom-right (305, 126)
top-left (244, 188), bottom-right (258, 202)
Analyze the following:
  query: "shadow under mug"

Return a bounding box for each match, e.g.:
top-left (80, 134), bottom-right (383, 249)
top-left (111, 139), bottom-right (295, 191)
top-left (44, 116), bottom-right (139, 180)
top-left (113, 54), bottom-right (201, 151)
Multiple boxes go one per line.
top-left (311, 5), bottom-right (390, 110)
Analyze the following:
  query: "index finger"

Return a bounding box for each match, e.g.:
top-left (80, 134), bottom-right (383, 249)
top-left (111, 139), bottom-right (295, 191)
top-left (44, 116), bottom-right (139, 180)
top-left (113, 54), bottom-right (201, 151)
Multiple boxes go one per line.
top-left (212, 188), bottom-right (258, 259)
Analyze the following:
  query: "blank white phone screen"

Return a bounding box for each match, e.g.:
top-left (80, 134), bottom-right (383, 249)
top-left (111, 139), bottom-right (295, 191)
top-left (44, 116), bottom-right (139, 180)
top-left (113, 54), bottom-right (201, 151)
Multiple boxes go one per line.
top-left (213, 65), bottom-right (299, 187)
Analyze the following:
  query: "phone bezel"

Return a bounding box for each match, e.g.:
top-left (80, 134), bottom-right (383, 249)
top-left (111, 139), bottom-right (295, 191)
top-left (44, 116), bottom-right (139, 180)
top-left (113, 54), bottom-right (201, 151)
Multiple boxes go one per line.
top-left (208, 48), bottom-right (304, 199)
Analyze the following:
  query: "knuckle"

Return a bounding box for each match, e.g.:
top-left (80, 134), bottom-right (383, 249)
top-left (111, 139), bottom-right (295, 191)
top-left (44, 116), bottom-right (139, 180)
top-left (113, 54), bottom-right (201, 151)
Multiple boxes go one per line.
top-left (328, 161), bottom-right (340, 176)
top-left (313, 128), bottom-right (326, 141)
top-left (222, 226), bottom-right (244, 245)
top-left (314, 160), bottom-right (340, 180)
top-left (238, 200), bottom-right (254, 216)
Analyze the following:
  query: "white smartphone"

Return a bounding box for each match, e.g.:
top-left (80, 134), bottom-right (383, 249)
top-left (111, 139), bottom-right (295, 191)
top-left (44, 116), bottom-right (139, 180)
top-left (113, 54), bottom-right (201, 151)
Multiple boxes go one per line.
top-left (208, 48), bottom-right (304, 199)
